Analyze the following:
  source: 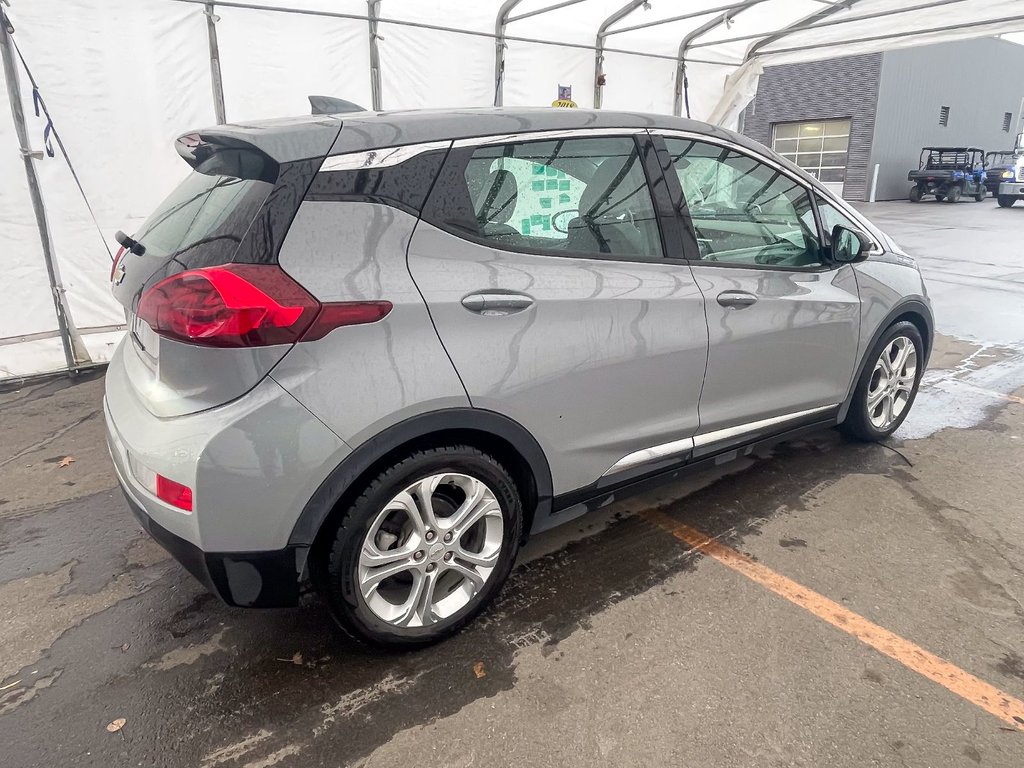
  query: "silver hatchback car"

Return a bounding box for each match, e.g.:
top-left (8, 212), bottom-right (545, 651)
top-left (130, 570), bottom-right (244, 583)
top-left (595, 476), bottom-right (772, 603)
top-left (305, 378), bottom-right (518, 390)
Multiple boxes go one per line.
top-left (105, 108), bottom-right (931, 648)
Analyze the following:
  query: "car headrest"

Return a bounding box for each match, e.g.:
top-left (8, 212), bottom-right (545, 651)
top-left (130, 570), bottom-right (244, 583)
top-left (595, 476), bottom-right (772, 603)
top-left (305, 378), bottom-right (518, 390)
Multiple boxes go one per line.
top-left (580, 154), bottom-right (636, 218)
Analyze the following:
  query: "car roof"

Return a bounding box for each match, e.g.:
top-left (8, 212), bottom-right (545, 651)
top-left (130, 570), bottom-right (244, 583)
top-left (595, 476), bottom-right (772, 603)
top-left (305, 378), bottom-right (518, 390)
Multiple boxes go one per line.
top-left (183, 107), bottom-right (761, 163)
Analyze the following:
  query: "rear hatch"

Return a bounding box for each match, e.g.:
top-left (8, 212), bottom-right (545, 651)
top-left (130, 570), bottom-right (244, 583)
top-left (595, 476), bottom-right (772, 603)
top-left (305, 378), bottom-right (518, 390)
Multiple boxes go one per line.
top-left (112, 121), bottom-right (341, 417)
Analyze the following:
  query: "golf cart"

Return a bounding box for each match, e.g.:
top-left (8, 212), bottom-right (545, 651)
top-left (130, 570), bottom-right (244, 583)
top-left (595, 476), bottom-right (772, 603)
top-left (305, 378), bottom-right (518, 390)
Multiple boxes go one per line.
top-left (996, 132), bottom-right (1024, 208)
top-left (907, 147), bottom-right (987, 203)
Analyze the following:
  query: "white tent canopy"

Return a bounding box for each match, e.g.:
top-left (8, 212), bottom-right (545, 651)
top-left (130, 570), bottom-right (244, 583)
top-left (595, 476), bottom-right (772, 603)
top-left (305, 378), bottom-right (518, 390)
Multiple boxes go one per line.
top-left (2, 0), bottom-right (1023, 379)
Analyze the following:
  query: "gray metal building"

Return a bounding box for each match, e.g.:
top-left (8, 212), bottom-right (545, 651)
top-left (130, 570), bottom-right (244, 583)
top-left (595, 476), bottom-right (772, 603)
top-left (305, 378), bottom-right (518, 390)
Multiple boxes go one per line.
top-left (741, 38), bottom-right (1024, 202)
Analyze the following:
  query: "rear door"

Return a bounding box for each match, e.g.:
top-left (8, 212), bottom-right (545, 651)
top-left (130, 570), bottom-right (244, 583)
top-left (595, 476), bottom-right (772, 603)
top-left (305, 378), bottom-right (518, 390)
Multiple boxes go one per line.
top-left (657, 133), bottom-right (861, 453)
top-left (408, 130), bottom-right (709, 496)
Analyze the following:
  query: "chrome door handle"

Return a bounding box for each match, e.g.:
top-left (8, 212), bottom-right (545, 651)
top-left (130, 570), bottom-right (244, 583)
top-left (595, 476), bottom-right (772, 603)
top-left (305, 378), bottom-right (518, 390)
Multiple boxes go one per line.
top-left (461, 292), bottom-right (535, 316)
top-left (716, 290), bottom-right (758, 308)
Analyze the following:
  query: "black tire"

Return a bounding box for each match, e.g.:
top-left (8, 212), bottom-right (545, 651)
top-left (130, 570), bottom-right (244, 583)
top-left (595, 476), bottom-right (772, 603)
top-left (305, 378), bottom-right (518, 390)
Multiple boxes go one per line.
top-left (840, 321), bottom-right (924, 442)
top-left (316, 445), bottom-right (522, 649)
top-left (998, 194), bottom-right (1016, 208)
top-left (946, 185), bottom-right (962, 203)
top-left (934, 193), bottom-right (945, 202)
top-left (908, 186), bottom-right (922, 203)
top-left (974, 186), bottom-right (987, 202)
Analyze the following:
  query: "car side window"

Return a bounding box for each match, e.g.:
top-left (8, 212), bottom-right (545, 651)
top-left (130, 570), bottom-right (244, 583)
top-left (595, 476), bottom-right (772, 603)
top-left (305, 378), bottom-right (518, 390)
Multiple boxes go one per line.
top-left (664, 138), bottom-right (821, 268)
top-left (461, 137), bottom-right (663, 260)
top-left (814, 195), bottom-right (869, 245)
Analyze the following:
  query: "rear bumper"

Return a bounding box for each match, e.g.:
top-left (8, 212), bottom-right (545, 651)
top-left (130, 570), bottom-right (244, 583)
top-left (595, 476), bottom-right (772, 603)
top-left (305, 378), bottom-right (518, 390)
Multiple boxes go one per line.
top-left (118, 481), bottom-right (304, 607)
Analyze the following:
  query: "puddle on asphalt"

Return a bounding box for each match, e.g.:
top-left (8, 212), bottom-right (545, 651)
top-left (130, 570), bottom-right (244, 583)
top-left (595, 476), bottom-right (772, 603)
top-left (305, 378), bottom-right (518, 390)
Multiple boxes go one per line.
top-left (897, 333), bottom-right (1024, 440)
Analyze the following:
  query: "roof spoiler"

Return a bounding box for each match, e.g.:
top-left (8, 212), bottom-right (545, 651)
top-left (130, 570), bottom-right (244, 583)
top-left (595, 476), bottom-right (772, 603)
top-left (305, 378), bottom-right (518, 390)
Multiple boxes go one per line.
top-left (174, 132), bottom-right (278, 182)
top-left (309, 95), bottom-right (367, 115)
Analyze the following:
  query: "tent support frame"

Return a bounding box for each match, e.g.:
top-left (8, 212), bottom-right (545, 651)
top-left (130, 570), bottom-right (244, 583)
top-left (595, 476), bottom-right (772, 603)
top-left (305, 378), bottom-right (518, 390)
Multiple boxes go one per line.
top-left (368, 0), bottom-right (382, 110)
top-left (204, 3), bottom-right (227, 123)
top-left (594, 0), bottom-right (646, 109)
top-left (493, 0), bottom-right (521, 107)
top-left (0, 7), bottom-right (86, 375)
top-left (673, 0), bottom-right (768, 117)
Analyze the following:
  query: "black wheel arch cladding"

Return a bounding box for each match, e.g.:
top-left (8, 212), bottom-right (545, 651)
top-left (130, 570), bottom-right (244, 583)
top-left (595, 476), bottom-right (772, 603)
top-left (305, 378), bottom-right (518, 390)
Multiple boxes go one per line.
top-left (838, 298), bottom-right (933, 423)
top-left (290, 408), bottom-right (554, 551)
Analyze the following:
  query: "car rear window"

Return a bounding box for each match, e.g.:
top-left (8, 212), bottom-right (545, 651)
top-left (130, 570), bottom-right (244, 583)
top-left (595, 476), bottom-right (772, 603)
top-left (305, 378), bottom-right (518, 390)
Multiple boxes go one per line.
top-left (133, 149), bottom-right (276, 261)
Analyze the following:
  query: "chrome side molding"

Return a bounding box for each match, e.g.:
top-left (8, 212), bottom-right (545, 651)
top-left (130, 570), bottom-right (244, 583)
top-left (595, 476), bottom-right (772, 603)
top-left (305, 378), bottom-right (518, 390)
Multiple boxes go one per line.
top-left (602, 404), bottom-right (837, 478)
top-left (320, 140), bottom-right (452, 172)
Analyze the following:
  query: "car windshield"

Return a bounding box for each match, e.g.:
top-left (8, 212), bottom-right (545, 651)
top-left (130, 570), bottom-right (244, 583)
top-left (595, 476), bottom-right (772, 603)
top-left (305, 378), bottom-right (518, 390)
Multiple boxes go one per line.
top-left (133, 149), bottom-right (276, 261)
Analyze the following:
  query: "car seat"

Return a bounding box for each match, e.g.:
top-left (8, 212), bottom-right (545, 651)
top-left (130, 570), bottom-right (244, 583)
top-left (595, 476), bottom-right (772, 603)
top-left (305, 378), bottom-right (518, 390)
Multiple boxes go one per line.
top-left (566, 156), bottom-right (643, 256)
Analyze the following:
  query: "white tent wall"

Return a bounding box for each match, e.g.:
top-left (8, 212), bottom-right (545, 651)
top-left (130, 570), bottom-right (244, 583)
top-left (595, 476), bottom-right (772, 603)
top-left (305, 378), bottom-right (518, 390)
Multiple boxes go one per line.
top-left (599, 51), bottom-right (676, 115)
top-left (378, 24), bottom-right (494, 110)
top-left (1, 0), bottom-right (214, 380)
top-left (3, 0), bottom-right (1024, 380)
top-left (503, 40), bottom-right (594, 108)
top-left (217, 7), bottom-right (371, 121)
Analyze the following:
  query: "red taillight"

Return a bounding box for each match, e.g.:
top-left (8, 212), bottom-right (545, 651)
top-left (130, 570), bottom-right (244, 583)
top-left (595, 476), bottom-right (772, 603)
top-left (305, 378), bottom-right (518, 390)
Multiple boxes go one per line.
top-left (138, 264), bottom-right (319, 347)
top-left (156, 474), bottom-right (193, 512)
top-left (110, 245), bottom-right (126, 282)
top-left (137, 264), bottom-right (392, 347)
top-left (303, 301), bottom-right (393, 341)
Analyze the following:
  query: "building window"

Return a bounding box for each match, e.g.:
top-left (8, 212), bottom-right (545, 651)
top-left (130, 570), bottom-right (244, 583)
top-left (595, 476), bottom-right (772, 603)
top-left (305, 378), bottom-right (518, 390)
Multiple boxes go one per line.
top-left (771, 119), bottom-right (850, 187)
top-left (1003, 112), bottom-right (1013, 132)
top-left (939, 106), bottom-right (950, 127)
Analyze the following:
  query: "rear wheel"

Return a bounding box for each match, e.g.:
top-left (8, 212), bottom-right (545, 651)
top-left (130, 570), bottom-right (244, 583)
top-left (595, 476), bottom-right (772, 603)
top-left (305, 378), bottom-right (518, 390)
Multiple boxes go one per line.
top-left (908, 186), bottom-right (922, 203)
top-left (998, 194), bottom-right (1017, 208)
top-left (841, 321), bottom-right (924, 442)
top-left (946, 185), bottom-right (962, 203)
top-left (316, 446), bottom-right (522, 648)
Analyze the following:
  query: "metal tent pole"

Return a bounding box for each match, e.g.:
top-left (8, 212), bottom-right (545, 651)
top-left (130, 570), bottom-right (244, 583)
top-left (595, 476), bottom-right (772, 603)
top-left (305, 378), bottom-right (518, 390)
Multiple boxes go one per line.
top-left (493, 0), bottom-right (522, 107)
top-left (204, 3), bottom-right (227, 123)
top-left (0, 7), bottom-right (86, 374)
top-left (594, 0), bottom-right (646, 110)
top-left (672, 0), bottom-right (768, 117)
top-left (368, 0), bottom-right (382, 110)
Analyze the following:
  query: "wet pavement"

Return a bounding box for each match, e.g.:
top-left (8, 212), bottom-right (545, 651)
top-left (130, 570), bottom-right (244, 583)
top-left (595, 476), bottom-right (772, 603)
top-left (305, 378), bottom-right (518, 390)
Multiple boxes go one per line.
top-left (2, 200), bottom-right (1024, 767)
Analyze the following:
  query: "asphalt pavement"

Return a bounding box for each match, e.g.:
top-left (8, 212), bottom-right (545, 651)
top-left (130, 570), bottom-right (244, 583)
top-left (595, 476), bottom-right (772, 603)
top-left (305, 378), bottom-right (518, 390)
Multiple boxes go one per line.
top-left (2, 199), bottom-right (1023, 767)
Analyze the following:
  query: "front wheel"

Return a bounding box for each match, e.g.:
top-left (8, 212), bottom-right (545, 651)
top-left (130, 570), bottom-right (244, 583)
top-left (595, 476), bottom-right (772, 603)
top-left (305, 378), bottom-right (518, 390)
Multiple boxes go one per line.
top-left (998, 194), bottom-right (1017, 208)
top-left (946, 185), bottom-right (962, 203)
top-left (317, 446), bottom-right (522, 648)
top-left (974, 186), bottom-right (987, 202)
top-left (841, 321), bottom-right (924, 441)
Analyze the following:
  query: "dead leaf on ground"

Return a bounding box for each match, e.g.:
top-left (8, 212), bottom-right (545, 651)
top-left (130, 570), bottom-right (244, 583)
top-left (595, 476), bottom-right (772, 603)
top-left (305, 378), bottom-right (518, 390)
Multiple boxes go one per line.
top-left (275, 652), bottom-right (303, 665)
top-left (473, 661), bottom-right (486, 679)
top-left (58, 456), bottom-right (76, 468)
top-left (106, 718), bottom-right (126, 733)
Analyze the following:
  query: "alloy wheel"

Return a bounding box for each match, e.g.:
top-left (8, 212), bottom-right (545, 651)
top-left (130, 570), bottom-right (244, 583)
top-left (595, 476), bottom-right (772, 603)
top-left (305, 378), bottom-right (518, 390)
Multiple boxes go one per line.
top-left (866, 336), bottom-right (917, 431)
top-left (357, 473), bottom-right (504, 628)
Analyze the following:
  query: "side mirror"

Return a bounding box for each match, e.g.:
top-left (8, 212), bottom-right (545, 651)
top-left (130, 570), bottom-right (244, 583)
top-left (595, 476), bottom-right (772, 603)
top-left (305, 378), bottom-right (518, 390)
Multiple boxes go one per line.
top-left (831, 224), bottom-right (871, 264)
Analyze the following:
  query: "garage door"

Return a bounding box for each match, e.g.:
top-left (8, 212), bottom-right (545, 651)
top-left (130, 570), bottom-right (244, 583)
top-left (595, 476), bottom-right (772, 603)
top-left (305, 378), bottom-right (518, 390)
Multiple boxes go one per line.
top-left (772, 119), bottom-right (850, 198)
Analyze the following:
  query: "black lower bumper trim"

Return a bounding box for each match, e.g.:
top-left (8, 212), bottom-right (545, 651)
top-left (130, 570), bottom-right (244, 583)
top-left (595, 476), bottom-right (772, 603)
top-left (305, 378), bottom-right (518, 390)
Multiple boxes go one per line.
top-left (121, 488), bottom-right (303, 608)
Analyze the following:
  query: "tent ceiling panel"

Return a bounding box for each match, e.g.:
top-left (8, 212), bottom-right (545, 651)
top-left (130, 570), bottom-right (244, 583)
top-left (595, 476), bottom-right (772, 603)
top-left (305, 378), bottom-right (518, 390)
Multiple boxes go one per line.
top-left (217, 7), bottom-right (371, 121)
top-left (4, 0), bottom-right (1024, 378)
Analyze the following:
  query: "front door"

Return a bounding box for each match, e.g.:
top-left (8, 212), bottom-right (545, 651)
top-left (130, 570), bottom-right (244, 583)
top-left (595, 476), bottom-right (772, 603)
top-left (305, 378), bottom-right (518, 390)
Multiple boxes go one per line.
top-left (409, 131), bottom-right (708, 496)
top-left (659, 134), bottom-right (861, 450)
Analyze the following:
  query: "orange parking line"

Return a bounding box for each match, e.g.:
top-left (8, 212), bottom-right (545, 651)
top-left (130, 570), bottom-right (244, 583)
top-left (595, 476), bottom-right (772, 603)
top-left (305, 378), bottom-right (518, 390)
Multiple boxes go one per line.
top-left (641, 509), bottom-right (1024, 731)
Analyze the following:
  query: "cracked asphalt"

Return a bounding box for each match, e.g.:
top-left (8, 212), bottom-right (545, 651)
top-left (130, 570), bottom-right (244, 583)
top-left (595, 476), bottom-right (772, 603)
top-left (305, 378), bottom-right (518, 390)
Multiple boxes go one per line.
top-left (2, 201), bottom-right (1024, 767)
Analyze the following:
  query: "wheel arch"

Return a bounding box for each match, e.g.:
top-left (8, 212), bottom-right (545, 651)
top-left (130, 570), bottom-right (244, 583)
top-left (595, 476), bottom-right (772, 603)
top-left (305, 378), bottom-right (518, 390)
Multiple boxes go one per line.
top-left (838, 299), bottom-right (934, 422)
top-left (291, 408), bottom-right (554, 556)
